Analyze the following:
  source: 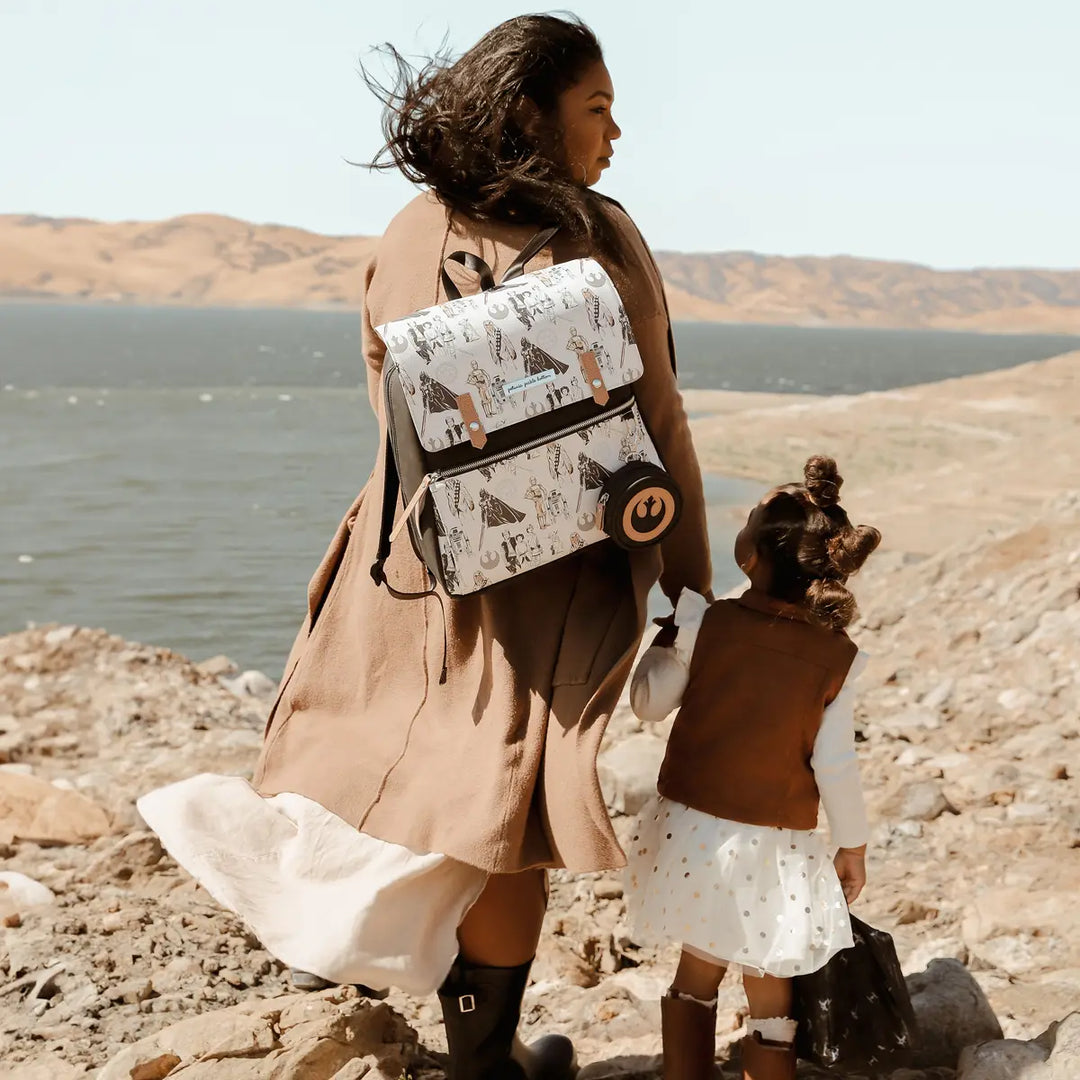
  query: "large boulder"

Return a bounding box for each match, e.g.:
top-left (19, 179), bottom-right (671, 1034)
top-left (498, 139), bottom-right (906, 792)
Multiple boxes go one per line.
top-left (4, 1060), bottom-right (86, 1080)
top-left (597, 733), bottom-right (665, 816)
top-left (0, 771), bottom-right (111, 845)
top-left (906, 958), bottom-right (1003, 1068)
top-left (957, 1038), bottom-right (1051, 1080)
top-left (957, 1012), bottom-right (1080, 1079)
top-left (880, 778), bottom-right (957, 822)
top-left (97, 987), bottom-right (418, 1080)
top-left (962, 886), bottom-right (1080, 976)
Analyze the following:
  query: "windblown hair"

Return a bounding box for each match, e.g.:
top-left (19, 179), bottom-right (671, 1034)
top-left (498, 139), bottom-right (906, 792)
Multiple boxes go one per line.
top-left (755, 456), bottom-right (882, 630)
top-left (361, 14), bottom-right (622, 258)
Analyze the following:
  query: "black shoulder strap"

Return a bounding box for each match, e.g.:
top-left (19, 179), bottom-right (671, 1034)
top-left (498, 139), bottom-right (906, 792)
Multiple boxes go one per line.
top-left (441, 251), bottom-right (495, 302)
top-left (440, 226), bottom-right (559, 301)
top-left (370, 428), bottom-right (399, 588)
top-left (502, 226), bottom-right (559, 282)
top-left (369, 430), bottom-right (437, 601)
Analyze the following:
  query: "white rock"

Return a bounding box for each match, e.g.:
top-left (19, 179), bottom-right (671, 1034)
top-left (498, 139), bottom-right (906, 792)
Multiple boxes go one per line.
top-left (0, 871), bottom-right (56, 908)
top-left (883, 779), bottom-right (956, 822)
top-left (962, 886), bottom-right (1080, 973)
top-left (196, 654), bottom-right (238, 677)
top-left (997, 687), bottom-right (1038, 711)
top-left (879, 708), bottom-right (942, 736)
top-left (220, 669), bottom-right (277, 698)
top-left (971, 934), bottom-right (1043, 977)
top-left (893, 820), bottom-right (925, 838)
top-left (901, 937), bottom-right (968, 976)
top-left (600, 968), bottom-right (669, 1003)
top-left (924, 751), bottom-right (972, 772)
top-left (894, 745), bottom-right (932, 767)
top-left (43, 625), bottom-right (77, 647)
top-left (3, 1058), bottom-right (85, 1079)
top-left (920, 677), bottom-right (955, 710)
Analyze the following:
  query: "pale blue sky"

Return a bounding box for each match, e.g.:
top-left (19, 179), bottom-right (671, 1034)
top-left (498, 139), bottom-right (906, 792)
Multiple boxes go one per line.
top-left (1, 0), bottom-right (1077, 268)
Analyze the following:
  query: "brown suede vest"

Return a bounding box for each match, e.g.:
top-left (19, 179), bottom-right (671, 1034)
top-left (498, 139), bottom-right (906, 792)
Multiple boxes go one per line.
top-left (656, 589), bottom-right (858, 830)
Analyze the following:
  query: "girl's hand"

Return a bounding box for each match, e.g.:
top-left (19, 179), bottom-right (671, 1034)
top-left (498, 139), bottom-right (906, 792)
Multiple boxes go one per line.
top-left (834, 845), bottom-right (867, 905)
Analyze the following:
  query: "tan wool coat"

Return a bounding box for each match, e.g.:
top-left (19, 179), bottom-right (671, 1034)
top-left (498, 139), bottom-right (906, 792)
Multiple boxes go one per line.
top-left (252, 192), bottom-right (712, 874)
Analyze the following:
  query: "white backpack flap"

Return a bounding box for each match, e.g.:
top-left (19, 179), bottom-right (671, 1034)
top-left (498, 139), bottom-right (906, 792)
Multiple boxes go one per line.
top-left (376, 255), bottom-right (642, 453)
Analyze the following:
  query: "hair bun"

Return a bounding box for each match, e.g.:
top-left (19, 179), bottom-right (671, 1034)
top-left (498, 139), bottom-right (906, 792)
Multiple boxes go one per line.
top-left (828, 524), bottom-right (883, 576)
top-left (803, 455), bottom-right (842, 508)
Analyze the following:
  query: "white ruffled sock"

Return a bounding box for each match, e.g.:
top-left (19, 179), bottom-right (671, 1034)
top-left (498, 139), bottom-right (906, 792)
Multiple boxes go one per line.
top-left (747, 1016), bottom-right (798, 1045)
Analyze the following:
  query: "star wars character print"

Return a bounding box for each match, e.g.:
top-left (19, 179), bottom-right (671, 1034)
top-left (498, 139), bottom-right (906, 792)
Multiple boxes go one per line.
top-left (376, 258), bottom-right (644, 453)
top-left (793, 915), bottom-right (918, 1074)
top-left (426, 403), bottom-right (658, 595)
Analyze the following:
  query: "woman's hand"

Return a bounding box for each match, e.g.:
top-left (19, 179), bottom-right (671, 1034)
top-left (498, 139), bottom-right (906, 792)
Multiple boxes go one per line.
top-left (834, 845), bottom-right (867, 905)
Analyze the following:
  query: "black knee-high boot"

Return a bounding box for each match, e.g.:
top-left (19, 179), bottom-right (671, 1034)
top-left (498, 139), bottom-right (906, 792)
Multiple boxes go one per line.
top-left (437, 956), bottom-right (576, 1080)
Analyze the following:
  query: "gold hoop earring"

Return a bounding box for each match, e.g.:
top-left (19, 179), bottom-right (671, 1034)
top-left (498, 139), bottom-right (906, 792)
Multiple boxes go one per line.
top-left (574, 163), bottom-right (588, 184)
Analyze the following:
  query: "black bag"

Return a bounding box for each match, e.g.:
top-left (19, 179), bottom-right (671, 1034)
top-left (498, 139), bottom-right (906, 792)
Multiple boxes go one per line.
top-left (792, 915), bottom-right (918, 1075)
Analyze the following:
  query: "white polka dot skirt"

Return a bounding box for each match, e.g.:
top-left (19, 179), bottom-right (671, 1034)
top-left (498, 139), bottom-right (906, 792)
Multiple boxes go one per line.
top-left (624, 798), bottom-right (854, 978)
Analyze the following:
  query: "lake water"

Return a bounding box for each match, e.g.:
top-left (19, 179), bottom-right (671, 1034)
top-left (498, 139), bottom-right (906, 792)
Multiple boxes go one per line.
top-left (2, 302), bottom-right (1076, 674)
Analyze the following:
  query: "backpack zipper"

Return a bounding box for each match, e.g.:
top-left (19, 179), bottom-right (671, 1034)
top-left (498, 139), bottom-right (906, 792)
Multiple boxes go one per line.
top-left (438, 396), bottom-right (636, 479)
top-left (390, 396), bottom-right (638, 539)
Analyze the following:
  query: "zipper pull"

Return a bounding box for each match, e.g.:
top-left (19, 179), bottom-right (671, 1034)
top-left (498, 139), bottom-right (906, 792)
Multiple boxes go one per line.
top-left (390, 474), bottom-right (433, 543)
top-left (596, 491), bottom-right (609, 534)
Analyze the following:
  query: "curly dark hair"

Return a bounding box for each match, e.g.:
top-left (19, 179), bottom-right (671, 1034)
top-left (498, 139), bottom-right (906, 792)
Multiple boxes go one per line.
top-left (755, 456), bottom-right (882, 630)
top-left (361, 14), bottom-right (622, 258)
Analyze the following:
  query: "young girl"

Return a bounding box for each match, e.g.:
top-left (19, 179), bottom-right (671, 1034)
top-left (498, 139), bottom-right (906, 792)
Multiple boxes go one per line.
top-left (626, 456), bottom-right (881, 1080)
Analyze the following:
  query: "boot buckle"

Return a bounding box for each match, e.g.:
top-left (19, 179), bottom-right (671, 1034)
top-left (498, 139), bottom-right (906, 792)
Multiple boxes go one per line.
top-left (458, 994), bottom-right (476, 1014)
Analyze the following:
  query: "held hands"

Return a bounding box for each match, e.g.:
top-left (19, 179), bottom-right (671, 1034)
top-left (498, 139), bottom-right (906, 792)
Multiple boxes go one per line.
top-left (834, 845), bottom-right (867, 905)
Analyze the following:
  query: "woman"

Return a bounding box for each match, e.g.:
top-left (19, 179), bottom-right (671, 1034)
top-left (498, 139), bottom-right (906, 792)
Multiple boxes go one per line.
top-left (141, 15), bottom-right (711, 1080)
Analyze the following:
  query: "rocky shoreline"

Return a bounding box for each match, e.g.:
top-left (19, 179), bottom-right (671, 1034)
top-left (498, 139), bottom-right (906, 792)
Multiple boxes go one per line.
top-left (2, 352), bottom-right (1078, 1078)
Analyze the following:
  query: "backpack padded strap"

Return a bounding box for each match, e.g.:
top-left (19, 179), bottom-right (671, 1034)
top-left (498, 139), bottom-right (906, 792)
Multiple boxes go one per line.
top-left (370, 431), bottom-right (437, 601)
top-left (441, 251), bottom-right (495, 301)
top-left (502, 226), bottom-right (559, 282)
top-left (370, 430), bottom-right (399, 587)
top-left (441, 226), bottom-right (559, 300)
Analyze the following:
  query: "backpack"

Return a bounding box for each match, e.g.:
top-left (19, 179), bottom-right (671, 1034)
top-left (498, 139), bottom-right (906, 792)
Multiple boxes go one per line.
top-left (370, 226), bottom-right (682, 599)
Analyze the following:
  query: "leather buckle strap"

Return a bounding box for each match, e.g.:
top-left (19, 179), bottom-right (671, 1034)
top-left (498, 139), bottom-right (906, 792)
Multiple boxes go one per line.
top-left (456, 393), bottom-right (487, 449)
top-left (578, 351), bottom-right (609, 405)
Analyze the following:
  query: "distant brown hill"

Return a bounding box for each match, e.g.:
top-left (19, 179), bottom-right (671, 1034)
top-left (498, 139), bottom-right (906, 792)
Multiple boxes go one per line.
top-left (653, 251), bottom-right (1080, 333)
top-left (2, 212), bottom-right (1078, 333)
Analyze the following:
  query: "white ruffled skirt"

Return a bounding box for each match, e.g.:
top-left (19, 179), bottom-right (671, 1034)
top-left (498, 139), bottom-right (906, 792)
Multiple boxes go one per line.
top-left (137, 774), bottom-right (487, 996)
top-left (625, 797), bottom-right (852, 978)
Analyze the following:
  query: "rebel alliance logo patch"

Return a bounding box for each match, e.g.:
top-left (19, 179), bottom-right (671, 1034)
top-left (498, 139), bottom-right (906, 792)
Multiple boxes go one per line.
top-left (622, 486), bottom-right (678, 544)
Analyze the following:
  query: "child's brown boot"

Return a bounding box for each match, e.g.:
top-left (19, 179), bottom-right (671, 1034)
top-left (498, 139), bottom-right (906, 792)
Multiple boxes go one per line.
top-left (661, 989), bottom-right (717, 1080)
top-left (740, 1028), bottom-right (796, 1080)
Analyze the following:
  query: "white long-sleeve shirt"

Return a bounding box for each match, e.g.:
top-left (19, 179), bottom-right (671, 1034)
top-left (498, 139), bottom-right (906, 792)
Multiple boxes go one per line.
top-left (631, 590), bottom-right (870, 849)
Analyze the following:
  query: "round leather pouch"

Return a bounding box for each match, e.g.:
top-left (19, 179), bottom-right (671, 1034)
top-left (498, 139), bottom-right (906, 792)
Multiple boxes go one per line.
top-left (597, 462), bottom-right (682, 549)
